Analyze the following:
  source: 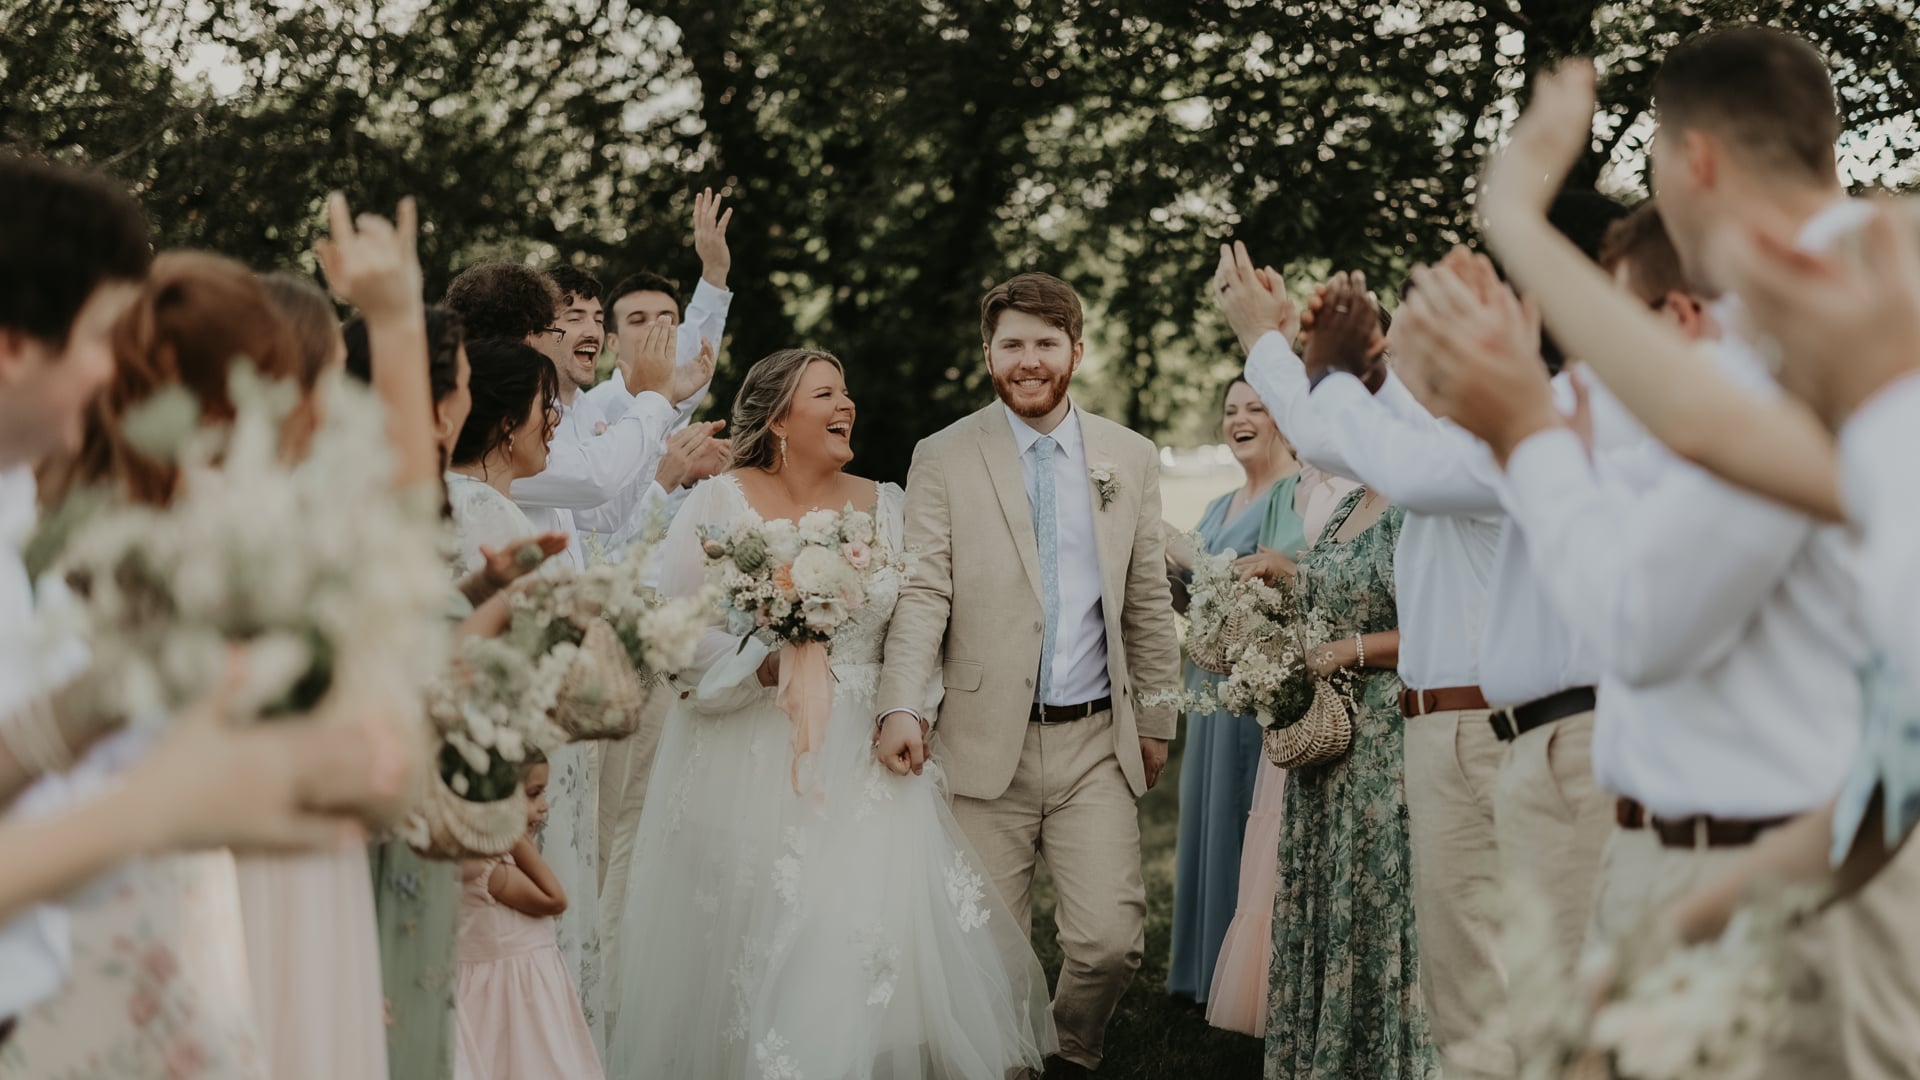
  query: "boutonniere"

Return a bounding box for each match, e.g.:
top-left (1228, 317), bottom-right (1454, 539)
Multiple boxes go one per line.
top-left (1088, 463), bottom-right (1118, 510)
top-left (592, 420), bottom-right (609, 436)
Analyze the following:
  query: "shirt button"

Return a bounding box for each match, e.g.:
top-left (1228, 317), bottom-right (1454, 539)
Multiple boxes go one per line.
top-left (1033, 621), bottom-right (1043, 632)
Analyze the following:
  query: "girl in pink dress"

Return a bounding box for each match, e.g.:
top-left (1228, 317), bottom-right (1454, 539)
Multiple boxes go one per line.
top-left (452, 761), bottom-right (603, 1080)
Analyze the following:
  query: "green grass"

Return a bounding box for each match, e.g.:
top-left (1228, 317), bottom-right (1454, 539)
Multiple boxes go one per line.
top-left (1026, 737), bottom-right (1266, 1078)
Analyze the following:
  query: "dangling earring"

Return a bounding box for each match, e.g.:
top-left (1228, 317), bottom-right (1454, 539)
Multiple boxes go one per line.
top-left (505, 435), bottom-right (515, 458)
top-left (780, 435), bottom-right (789, 470)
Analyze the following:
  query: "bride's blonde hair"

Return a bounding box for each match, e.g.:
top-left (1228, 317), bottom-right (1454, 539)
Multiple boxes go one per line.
top-left (729, 348), bottom-right (846, 471)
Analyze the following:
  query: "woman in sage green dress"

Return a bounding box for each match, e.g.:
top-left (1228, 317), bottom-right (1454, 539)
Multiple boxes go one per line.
top-left (1168, 377), bottom-right (1303, 1006)
top-left (1264, 486), bottom-right (1438, 1080)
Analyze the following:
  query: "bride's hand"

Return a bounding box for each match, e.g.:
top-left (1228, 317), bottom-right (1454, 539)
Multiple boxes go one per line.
top-left (755, 650), bottom-right (781, 688)
top-left (873, 711), bottom-right (929, 776)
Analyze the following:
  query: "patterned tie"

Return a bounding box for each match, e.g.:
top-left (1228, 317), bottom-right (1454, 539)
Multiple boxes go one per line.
top-left (1032, 435), bottom-right (1061, 704)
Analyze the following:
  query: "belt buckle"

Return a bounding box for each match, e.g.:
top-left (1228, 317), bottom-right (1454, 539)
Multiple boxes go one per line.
top-left (1694, 816), bottom-right (1711, 850)
top-left (1489, 711), bottom-right (1517, 741)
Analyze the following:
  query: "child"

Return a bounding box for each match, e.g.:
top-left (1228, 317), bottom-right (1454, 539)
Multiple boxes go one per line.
top-left (452, 758), bottom-right (604, 1080)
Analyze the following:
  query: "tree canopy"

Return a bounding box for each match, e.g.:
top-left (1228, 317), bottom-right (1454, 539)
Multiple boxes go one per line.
top-left (7, 0), bottom-right (1917, 471)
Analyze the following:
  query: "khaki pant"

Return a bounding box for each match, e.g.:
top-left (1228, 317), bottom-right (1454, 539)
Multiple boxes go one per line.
top-left (596, 683), bottom-right (677, 949)
top-left (948, 711), bottom-right (1146, 1071)
top-left (1492, 712), bottom-right (1612, 974)
top-left (1403, 707), bottom-right (1513, 1079)
top-left (1591, 819), bottom-right (1920, 1080)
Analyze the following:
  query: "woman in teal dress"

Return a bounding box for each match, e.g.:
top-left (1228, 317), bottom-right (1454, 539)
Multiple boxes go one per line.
top-left (1264, 486), bottom-right (1439, 1079)
top-left (1169, 377), bottom-right (1306, 1003)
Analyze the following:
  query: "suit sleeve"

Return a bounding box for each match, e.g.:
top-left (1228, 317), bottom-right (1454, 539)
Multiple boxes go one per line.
top-left (876, 442), bottom-right (955, 723)
top-left (1125, 441), bottom-right (1181, 740)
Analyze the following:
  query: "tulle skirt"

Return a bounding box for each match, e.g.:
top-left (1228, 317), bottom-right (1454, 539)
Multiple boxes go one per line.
top-left (606, 662), bottom-right (1055, 1079)
top-left (453, 940), bottom-right (603, 1080)
top-left (1206, 756), bottom-right (1286, 1038)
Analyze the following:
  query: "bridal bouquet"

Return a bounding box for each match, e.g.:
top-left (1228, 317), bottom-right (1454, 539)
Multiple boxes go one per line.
top-left (1499, 881), bottom-right (1816, 1080)
top-left (698, 505), bottom-right (891, 792)
top-left (699, 506), bottom-right (881, 648)
top-left (36, 368), bottom-right (450, 729)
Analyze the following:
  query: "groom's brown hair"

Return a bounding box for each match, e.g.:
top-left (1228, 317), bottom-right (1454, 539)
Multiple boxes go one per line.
top-left (980, 273), bottom-right (1083, 344)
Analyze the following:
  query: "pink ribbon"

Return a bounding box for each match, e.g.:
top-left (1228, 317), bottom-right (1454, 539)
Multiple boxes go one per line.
top-left (776, 641), bottom-right (833, 795)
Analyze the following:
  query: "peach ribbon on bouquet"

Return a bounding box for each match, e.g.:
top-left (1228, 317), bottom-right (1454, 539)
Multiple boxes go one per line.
top-left (776, 640), bottom-right (833, 795)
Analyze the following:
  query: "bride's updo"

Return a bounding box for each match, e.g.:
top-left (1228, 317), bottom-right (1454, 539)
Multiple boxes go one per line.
top-left (728, 347), bottom-right (845, 471)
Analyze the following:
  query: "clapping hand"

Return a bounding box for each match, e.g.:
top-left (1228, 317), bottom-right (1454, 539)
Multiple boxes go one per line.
top-left (314, 192), bottom-right (423, 324)
top-left (654, 421), bottom-right (730, 492)
top-left (1213, 241), bottom-right (1301, 353)
top-left (623, 319), bottom-right (678, 398)
top-left (1723, 202), bottom-right (1920, 429)
top-left (670, 338), bottom-right (718, 406)
top-left (694, 187), bottom-right (734, 289)
top-left (477, 532), bottom-right (570, 593)
top-left (1392, 249), bottom-right (1558, 463)
top-left (1302, 271), bottom-right (1386, 378)
top-left (1478, 60), bottom-right (1598, 239)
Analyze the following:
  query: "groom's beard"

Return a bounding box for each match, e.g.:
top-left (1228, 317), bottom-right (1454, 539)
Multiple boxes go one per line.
top-left (992, 367), bottom-right (1072, 419)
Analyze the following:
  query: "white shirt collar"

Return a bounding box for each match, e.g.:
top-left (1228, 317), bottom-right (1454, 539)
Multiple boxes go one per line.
top-left (1005, 400), bottom-right (1084, 461)
top-left (0, 466), bottom-right (36, 551)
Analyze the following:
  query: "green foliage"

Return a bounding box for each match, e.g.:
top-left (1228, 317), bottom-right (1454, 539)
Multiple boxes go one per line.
top-left (6, 0), bottom-right (1917, 475)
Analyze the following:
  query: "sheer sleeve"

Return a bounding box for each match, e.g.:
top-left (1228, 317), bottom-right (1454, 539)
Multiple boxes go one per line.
top-left (447, 480), bottom-right (540, 575)
top-left (659, 475), bottom-right (773, 714)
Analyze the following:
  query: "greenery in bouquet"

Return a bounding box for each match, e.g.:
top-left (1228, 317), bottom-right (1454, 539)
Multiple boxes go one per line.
top-left (1181, 537), bottom-right (1294, 672)
top-left (1499, 880), bottom-right (1819, 1080)
top-left (699, 504), bottom-right (887, 649)
top-left (34, 368), bottom-right (450, 728)
top-left (426, 633), bottom-right (572, 802)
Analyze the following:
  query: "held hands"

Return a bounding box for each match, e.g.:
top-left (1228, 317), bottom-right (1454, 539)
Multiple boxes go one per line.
top-left (874, 711), bottom-right (930, 776)
top-left (1213, 241), bottom-right (1301, 353)
top-left (694, 187), bottom-right (734, 288)
top-left (1392, 248), bottom-right (1559, 464)
top-left (1233, 545), bottom-right (1297, 584)
top-left (1140, 737), bottom-right (1169, 789)
top-left (1302, 271), bottom-right (1387, 377)
top-left (314, 192), bottom-right (424, 325)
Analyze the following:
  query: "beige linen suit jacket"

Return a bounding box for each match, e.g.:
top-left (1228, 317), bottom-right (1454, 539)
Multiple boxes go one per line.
top-left (876, 402), bottom-right (1180, 799)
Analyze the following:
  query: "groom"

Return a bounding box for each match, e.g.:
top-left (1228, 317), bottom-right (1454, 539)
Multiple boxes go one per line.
top-left (875, 272), bottom-right (1179, 1076)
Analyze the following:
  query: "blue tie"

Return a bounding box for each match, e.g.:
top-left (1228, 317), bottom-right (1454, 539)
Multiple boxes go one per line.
top-left (1032, 436), bottom-right (1060, 704)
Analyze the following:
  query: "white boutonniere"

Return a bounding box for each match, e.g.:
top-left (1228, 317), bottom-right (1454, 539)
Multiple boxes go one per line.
top-left (1088, 463), bottom-right (1118, 510)
top-left (592, 420), bottom-right (609, 436)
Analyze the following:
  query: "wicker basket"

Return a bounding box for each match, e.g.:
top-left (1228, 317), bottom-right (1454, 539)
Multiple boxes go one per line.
top-left (410, 768), bottom-right (529, 860)
top-left (551, 618), bottom-right (647, 741)
top-left (1188, 603), bottom-right (1255, 675)
top-left (1262, 678), bottom-right (1353, 769)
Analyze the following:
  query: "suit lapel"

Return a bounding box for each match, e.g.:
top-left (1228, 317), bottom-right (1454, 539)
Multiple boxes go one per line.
top-left (976, 407), bottom-right (1045, 604)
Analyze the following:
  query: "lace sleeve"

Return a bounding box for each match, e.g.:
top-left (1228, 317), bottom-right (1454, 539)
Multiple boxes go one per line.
top-left (448, 480), bottom-right (539, 575)
top-left (659, 476), bottom-right (773, 714)
top-left (878, 482), bottom-right (944, 721)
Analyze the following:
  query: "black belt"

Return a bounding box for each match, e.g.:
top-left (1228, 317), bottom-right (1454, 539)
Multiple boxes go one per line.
top-left (1488, 686), bottom-right (1596, 742)
top-left (1031, 696), bottom-right (1112, 724)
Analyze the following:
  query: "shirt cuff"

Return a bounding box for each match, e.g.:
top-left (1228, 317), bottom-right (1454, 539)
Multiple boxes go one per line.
top-left (620, 391), bottom-right (676, 431)
top-left (688, 277), bottom-right (733, 314)
top-left (1501, 427), bottom-right (1592, 516)
top-left (1308, 370), bottom-right (1372, 409)
top-left (1840, 371), bottom-right (1920, 529)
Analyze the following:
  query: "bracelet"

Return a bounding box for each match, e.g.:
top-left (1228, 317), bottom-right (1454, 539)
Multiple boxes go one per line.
top-left (0, 697), bottom-right (75, 779)
top-left (1354, 634), bottom-right (1365, 670)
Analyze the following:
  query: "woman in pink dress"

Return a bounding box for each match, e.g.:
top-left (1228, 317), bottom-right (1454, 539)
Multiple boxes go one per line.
top-left (453, 758), bottom-right (603, 1080)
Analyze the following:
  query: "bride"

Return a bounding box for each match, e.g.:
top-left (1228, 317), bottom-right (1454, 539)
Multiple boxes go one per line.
top-left (606, 349), bottom-right (1055, 1078)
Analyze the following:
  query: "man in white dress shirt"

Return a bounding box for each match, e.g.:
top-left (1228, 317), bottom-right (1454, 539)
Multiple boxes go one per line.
top-left (0, 154), bottom-right (150, 1029)
top-left (1429, 29), bottom-right (1920, 1076)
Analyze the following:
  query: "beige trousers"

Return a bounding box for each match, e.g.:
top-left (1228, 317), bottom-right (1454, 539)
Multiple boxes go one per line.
top-left (1492, 712), bottom-right (1612, 974)
top-left (1403, 707), bottom-right (1513, 1080)
top-left (948, 711), bottom-right (1146, 1071)
top-left (596, 683), bottom-right (677, 947)
top-left (1590, 821), bottom-right (1920, 1080)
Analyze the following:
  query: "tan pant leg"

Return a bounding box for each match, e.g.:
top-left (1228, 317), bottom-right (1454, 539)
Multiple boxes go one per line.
top-left (1824, 827), bottom-right (1920, 1079)
top-left (1035, 712), bottom-right (1146, 1071)
top-left (1493, 712), bottom-right (1611, 971)
top-left (1403, 707), bottom-right (1512, 1079)
top-left (950, 723), bottom-right (1046, 937)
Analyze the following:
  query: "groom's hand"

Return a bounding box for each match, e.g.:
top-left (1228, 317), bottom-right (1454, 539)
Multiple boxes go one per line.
top-left (874, 711), bottom-right (929, 776)
top-left (1140, 737), bottom-right (1169, 789)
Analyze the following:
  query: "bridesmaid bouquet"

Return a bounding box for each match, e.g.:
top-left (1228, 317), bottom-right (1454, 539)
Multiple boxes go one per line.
top-left (1180, 536), bottom-right (1293, 675)
top-left (1500, 881), bottom-right (1815, 1080)
top-left (698, 506), bottom-right (881, 648)
top-left (34, 369), bottom-right (450, 728)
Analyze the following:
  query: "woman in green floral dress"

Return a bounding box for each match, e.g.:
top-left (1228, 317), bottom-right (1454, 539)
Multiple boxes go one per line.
top-left (1263, 486), bottom-right (1439, 1079)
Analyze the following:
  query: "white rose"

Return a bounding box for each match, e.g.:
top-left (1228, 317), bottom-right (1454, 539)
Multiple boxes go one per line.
top-left (802, 595), bottom-right (848, 632)
top-left (763, 520), bottom-right (802, 564)
top-left (842, 510), bottom-right (876, 546)
top-left (789, 545), bottom-right (851, 597)
top-left (797, 509), bottom-right (838, 545)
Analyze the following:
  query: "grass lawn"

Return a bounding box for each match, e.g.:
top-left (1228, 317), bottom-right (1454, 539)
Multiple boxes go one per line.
top-left (1026, 734), bottom-right (1266, 1079)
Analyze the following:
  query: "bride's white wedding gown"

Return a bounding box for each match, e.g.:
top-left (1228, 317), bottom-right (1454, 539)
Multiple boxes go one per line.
top-left (606, 475), bottom-right (1055, 1079)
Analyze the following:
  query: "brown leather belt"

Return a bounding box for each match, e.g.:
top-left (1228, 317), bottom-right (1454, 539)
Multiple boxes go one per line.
top-left (1397, 685), bottom-right (1489, 718)
top-left (1031, 696), bottom-right (1112, 725)
top-left (1489, 687), bottom-right (1596, 742)
top-left (1615, 798), bottom-right (1794, 849)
